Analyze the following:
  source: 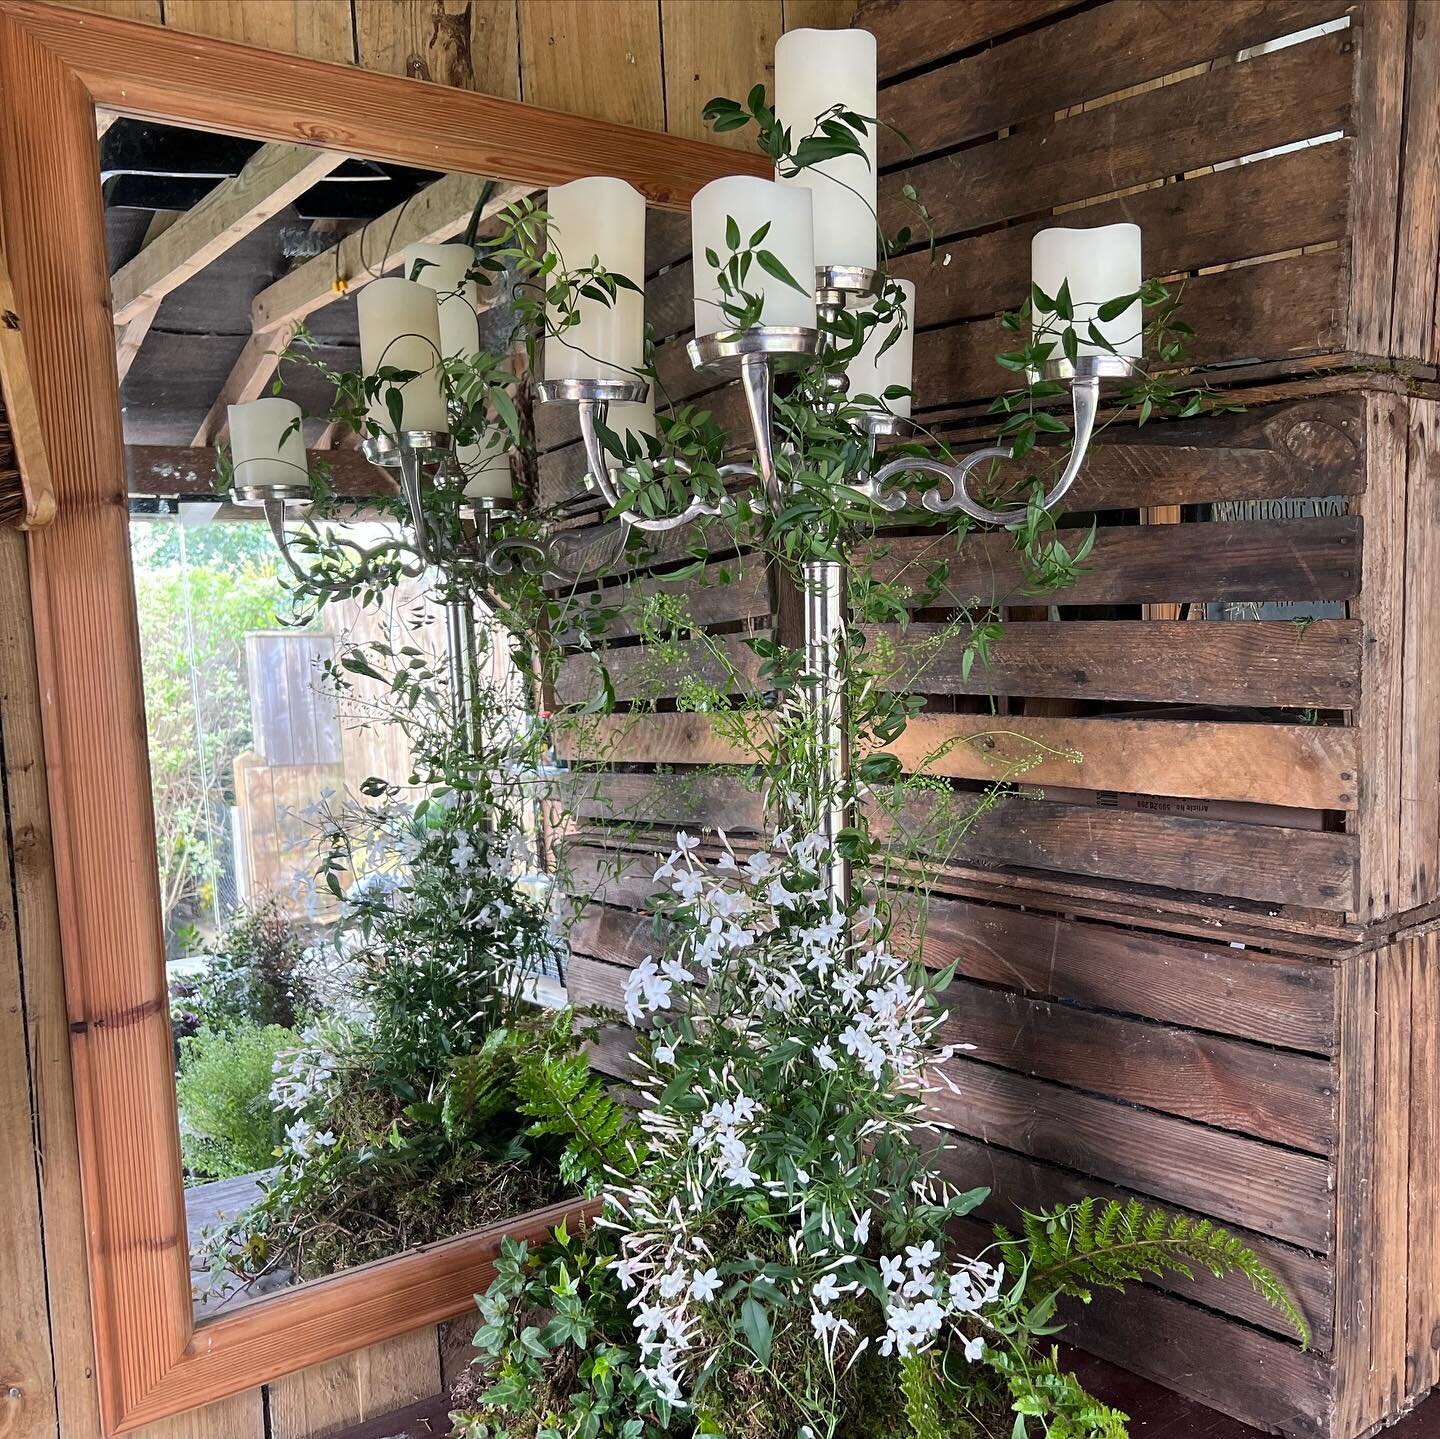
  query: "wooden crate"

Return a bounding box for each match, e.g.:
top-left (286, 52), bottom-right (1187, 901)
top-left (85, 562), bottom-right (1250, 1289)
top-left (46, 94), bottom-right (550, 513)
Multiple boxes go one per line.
top-left (559, 852), bottom-right (1440, 1439)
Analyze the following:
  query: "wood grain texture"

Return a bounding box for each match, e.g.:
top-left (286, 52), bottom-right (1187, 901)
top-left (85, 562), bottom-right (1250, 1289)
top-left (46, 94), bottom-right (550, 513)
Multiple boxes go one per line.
top-left (1408, 930), bottom-right (1440, 1397)
top-left (886, 714), bottom-right (1358, 811)
top-left (878, 27), bottom-right (1353, 240)
top-left (662, 0), bottom-right (781, 147)
top-left (353, 0), bottom-right (521, 95)
top-left (930, 1059), bottom-right (1334, 1250)
top-left (109, 144), bottom-right (346, 324)
top-left (125, 443), bottom-right (394, 500)
top-left (870, 619), bottom-right (1362, 709)
top-left (158, 0), bottom-right (354, 62)
top-left (0, 542), bottom-right (61, 1438)
top-left (518, 0), bottom-right (664, 130)
top-left (9, 2), bottom-right (768, 207)
top-left (858, 0), bottom-right (1083, 79)
top-left (917, 891), bottom-right (1337, 1053)
top-left (1355, 391), bottom-right (1407, 921)
top-left (0, 226), bottom-right (56, 527)
top-left (939, 977), bottom-right (1336, 1151)
top-left (1400, 399), bottom-right (1440, 908)
top-left (869, 516), bottom-right (1362, 609)
top-left (1393, 0), bottom-right (1440, 361)
top-left (1347, 0), bottom-right (1409, 356)
top-left (268, 1329), bottom-right (439, 1439)
top-left (875, 0), bottom-right (1348, 165)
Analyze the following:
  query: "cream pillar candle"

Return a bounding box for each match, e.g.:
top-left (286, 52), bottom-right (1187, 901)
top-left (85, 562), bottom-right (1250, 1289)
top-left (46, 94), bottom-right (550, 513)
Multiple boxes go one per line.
top-left (691, 177), bottom-right (816, 333)
top-left (1031, 223), bottom-right (1143, 358)
top-left (228, 397), bottom-right (307, 490)
top-left (543, 176), bottom-right (646, 383)
top-left (404, 242), bottom-right (480, 363)
top-left (846, 278), bottom-right (916, 416)
top-left (607, 396), bottom-right (656, 453)
top-left (774, 28), bottom-right (877, 272)
top-left (458, 440), bottom-right (514, 500)
top-left (356, 276), bottom-right (448, 435)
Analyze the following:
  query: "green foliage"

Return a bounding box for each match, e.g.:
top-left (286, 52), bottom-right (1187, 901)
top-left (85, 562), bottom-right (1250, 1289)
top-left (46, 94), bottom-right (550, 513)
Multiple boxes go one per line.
top-left (443, 1029), bottom-right (522, 1142)
top-left (999, 1197), bottom-right (1310, 1348)
top-left (899, 1353), bottom-right (945, 1439)
top-left (512, 1020), bottom-right (646, 1191)
top-left (176, 1024), bottom-right (296, 1180)
top-left (169, 898), bottom-right (316, 1045)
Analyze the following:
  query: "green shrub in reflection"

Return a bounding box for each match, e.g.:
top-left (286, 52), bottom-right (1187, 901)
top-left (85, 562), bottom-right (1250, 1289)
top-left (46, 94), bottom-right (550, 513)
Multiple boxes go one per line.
top-left (176, 1023), bottom-right (298, 1181)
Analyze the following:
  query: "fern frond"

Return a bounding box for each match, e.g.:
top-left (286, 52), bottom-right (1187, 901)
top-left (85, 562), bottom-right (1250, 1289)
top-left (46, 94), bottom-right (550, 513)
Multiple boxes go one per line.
top-left (1015, 1198), bottom-right (1310, 1347)
top-left (512, 1018), bottom-right (646, 1188)
top-left (441, 1028), bottom-right (517, 1141)
top-left (899, 1351), bottom-right (945, 1439)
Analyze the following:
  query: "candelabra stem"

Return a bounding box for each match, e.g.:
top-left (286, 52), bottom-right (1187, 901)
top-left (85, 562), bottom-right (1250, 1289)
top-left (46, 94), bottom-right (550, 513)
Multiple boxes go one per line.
top-left (740, 351), bottom-right (781, 512)
top-left (803, 556), bottom-right (851, 911)
top-left (397, 442), bottom-right (431, 564)
top-left (445, 596), bottom-right (479, 750)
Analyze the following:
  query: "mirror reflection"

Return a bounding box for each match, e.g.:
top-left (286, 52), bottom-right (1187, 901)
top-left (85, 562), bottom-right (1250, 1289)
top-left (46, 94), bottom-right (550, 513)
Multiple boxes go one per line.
top-left (108, 121), bottom-right (575, 1317)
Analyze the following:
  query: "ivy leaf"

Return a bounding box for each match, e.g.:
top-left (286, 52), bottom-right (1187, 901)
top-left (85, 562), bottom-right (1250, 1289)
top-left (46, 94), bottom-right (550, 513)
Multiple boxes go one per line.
top-left (725, 214), bottom-right (741, 251)
top-left (754, 249), bottom-right (808, 295)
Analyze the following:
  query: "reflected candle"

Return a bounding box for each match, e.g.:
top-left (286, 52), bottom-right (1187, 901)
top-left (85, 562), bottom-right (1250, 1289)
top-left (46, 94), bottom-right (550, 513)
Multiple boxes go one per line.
top-left (404, 242), bottom-right (480, 363)
top-left (356, 277), bottom-right (448, 435)
top-left (543, 176), bottom-right (646, 383)
top-left (1031, 223), bottom-right (1143, 358)
top-left (774, 27), bottom-right (878, 272)
top-left (458, 438), bottom-right (514, 500)
top-left (846, 278), bottom-right (916, 416)
top-left (691, 177), bottom-right (816, 333)
top-left (228, 397), bottom-right (307, 490)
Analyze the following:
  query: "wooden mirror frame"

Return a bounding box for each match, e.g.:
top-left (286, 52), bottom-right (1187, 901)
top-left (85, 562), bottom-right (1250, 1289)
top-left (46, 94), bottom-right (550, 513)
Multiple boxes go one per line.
top-left (0, 4), bottom-right (766, 1430)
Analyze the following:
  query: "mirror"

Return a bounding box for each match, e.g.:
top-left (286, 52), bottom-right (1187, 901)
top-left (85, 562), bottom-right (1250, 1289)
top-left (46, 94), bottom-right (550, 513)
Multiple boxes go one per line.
top-left (107, 119), bottom-right (576, 1319)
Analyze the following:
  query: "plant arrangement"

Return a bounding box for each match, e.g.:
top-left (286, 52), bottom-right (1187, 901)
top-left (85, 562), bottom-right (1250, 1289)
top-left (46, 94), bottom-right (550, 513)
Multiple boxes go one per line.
top-left (442, 81), bottom-right (1303, 1439)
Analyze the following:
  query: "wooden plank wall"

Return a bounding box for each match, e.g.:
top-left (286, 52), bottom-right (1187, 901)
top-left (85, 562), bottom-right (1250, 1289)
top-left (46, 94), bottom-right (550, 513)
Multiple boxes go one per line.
top-left (55, 0), bottom-right (855, 138)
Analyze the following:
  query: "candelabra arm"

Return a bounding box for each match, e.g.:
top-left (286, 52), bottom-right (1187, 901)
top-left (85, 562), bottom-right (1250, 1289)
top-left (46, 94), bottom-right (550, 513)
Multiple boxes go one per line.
top-left (577, 401), bottom-right (624, 511)
top-left (396, 442), bottom-right (431, 563)
top-left (740, 351), bottom-right (781, 511)
top-left (262, 499), bottom-right (320, 584)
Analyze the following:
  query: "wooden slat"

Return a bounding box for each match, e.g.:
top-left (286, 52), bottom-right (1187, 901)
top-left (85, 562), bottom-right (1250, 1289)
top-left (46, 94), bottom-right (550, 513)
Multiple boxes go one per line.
top-left (1400, 399), bottom-right (1440, 907)
top-left (871, 619), bottom-right (1361, 709)
top-left (1392, 0), bottom-right (1440, 361)
top-left (517, 0), bottom-right (664, 130)
top-left (885, 713), bottom-right (1358, 810)
top-left (878, 28), bottom-right (1354, 240)
top-left (249, 173), bottom-right (526, 335)
top-left (940, 977), bottom-right (1335, 1151)
top-left (135, 1387), bottom-right (266, 1439)
top-left (918, 892), bottom-right (1336, 1052)
top-left (125, 443), bottom-right (395, 499)
top-left (912, 248), bottom-right (1349, 411)
top-left (934, 1132), bottom-right (1334, 1350)
top-left (556, 631), bottom-right (766, 705)
top-left (568, 770), bottom-right (766, 834)
top-left (557, 711), bottom-right (763, 767)
top-left (0, 228), bottom-right (56, 528)
top-left (859, 0), bottom-right (1084, 79)
top-left (892, 139), bottom-right (1350, 335)
top-left (930, 1059), bottom-right (1334, 1250)
top-left (189, 327), bottom-right (295, 446)
top-left (868, 516), bottom-right (1362, 608)
top-left (110, 143), bottom-right (346, 324)
top-left (268, 1328), bottom-right (441, 1439)
top-left (1409, 930), bottom-right (1440, 1396)
top-left (555, 557), bottom-right (767, 641)
top-left (1355, 391), bottom-right (1407, 920)
top-left (876, 792), bottom-right (1358, 910)
top-left (159, 0), bottom-right (354, 62)
top-left (1064, 1283), bottom-right (1331, 1437)
top-left (1347, 0), bottom-right (1410, 356)
top-left (877, 0), bottom-right (1348, 165)
top-left (661, 0), bottom-right (782, 148)
top-left (353, 0), bottom-right (521, 96)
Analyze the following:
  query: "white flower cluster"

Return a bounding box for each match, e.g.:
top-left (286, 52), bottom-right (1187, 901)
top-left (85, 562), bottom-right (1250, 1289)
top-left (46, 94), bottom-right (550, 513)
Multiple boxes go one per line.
top-left (270, 1026), bottom-right (337, 1116)
top-left (877, 1244), bottom-right (1003, 1361)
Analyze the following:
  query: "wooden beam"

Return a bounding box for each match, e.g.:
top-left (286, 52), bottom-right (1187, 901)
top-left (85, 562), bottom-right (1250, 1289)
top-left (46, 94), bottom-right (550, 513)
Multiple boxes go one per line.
top-left (113, 208), bottom-right (179, 383)
top-left (110, 141), bottom-right (347, 324)
top-left (189, 324), bottom-right (295, 446)
top-left (125, 442), bottom-right (395, 499)
top-left (250, 171), bottom-right (528, 334)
